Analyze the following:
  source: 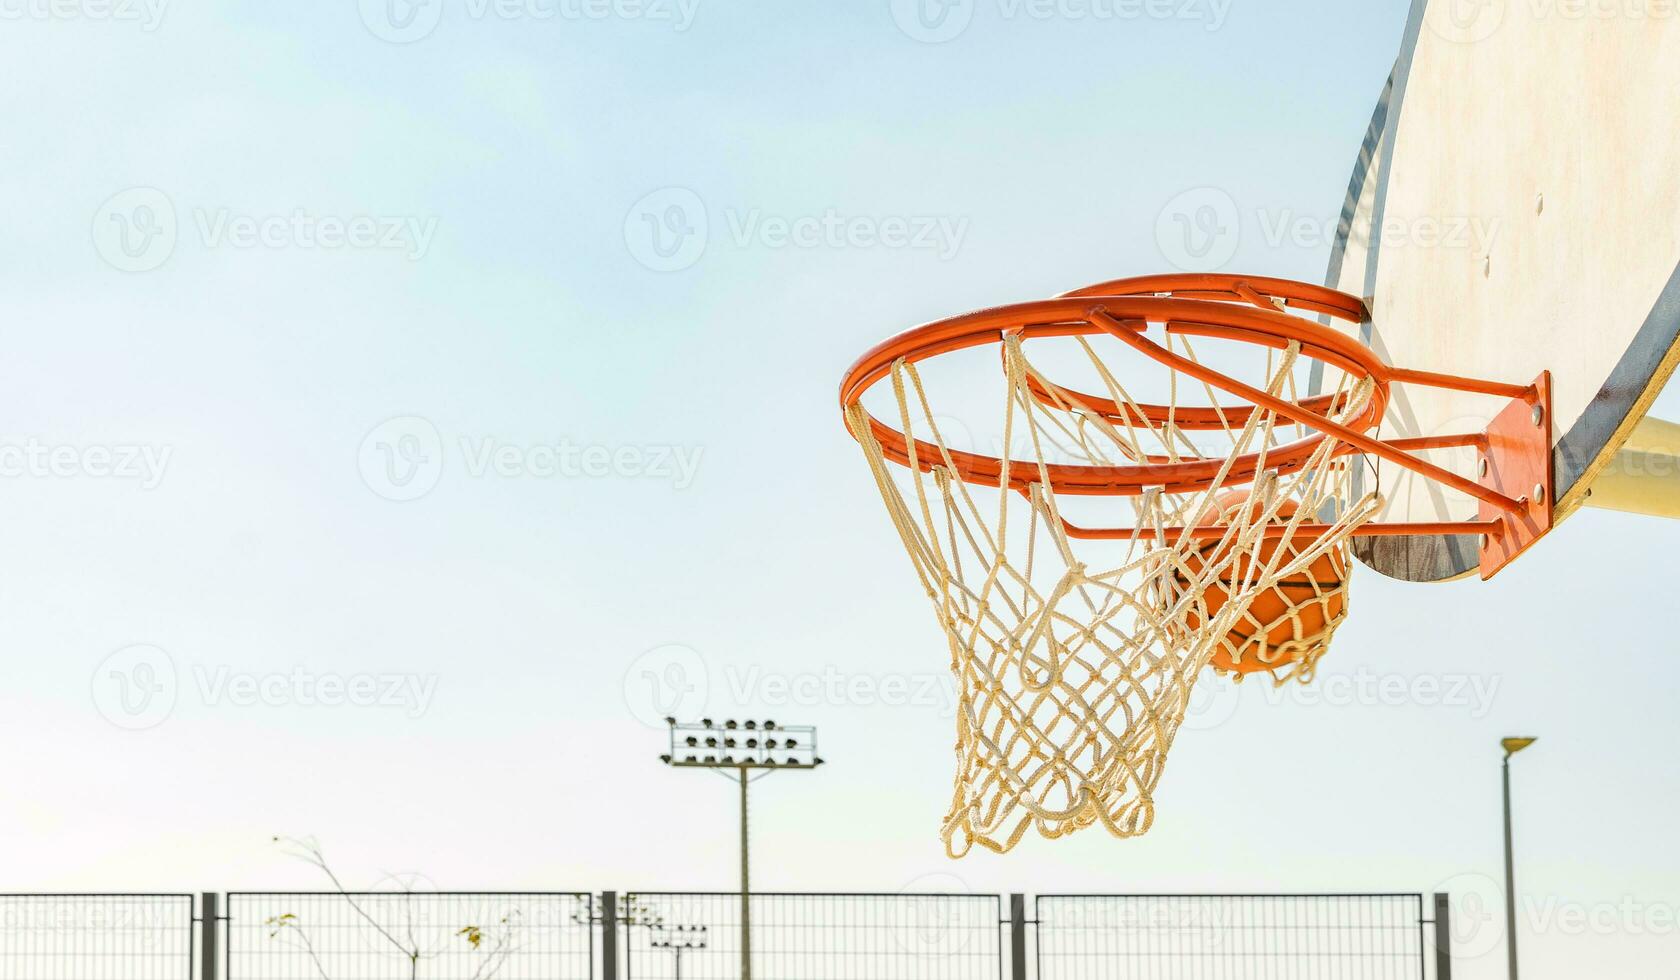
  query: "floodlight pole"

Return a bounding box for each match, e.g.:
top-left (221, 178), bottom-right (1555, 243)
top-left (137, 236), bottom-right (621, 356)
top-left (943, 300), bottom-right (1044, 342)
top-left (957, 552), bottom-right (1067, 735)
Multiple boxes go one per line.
top-left (1501, 737), bottom-right (1537, 980)
top-left (739, 763), bottom-right (750, 980)
top-left (659, 717), bottom-right (824, 980)
top-left (1502, 755), bottom-right (1516, 980)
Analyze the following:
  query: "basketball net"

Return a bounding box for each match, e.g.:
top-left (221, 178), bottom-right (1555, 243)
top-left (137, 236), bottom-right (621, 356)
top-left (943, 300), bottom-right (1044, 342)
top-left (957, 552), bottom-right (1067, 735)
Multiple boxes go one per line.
top-left (845, 329), bottom-right (1382, 856)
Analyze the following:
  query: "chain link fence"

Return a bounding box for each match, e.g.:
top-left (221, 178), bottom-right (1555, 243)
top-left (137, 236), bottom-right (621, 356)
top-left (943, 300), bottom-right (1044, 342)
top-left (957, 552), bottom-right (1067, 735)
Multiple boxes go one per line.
top-left (0, 890), bottom-right (1446, 980)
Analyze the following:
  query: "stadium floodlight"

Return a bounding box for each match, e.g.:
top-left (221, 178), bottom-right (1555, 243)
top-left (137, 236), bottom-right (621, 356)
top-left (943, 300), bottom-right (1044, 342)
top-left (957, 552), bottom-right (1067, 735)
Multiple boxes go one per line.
top-left (661, 718), bottom-right (823, 980)
top-left (650, 923), bottom-right (708, 980)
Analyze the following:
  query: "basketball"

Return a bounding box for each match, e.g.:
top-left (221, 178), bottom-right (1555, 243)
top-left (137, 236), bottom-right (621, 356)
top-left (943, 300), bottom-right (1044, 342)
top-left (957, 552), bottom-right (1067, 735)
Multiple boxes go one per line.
top-left (1176, 491), bottom-right (1349, 677)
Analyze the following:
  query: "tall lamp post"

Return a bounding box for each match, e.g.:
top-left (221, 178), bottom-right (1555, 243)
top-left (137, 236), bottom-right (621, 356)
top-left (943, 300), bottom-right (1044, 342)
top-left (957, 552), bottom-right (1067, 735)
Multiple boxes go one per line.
top-left (1501, 736), bottom-right (1537, 980)
top-left (661, 717), bottom-right (823, 980)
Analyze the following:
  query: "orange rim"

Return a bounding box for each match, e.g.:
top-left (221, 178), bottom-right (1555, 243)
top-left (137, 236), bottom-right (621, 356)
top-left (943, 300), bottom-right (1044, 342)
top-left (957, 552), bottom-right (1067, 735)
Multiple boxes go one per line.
top-left (839, 283), bottom-right (1389, 497)
top-left (1037, 274), bottom-right (1366, 430)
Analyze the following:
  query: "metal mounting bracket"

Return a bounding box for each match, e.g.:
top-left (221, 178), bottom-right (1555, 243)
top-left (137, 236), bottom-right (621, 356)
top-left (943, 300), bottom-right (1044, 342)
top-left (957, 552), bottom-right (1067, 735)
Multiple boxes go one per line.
top-left (1479, 372), bottom-right (1553, 579)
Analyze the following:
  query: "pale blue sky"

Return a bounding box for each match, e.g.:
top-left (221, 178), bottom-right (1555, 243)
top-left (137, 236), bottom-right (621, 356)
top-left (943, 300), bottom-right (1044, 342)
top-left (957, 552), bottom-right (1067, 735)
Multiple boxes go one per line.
top-left (2, 1), bottom-right (1678, 977)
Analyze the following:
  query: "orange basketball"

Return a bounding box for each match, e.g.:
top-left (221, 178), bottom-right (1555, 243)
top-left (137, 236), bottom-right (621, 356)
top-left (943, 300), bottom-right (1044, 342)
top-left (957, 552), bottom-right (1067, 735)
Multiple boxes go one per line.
top-left (1175, 491), bottom-right (1348, 676)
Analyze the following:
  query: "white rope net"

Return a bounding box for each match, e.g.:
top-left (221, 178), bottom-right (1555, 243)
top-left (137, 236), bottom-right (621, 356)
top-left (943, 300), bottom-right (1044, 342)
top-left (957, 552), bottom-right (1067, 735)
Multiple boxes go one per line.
top-left (845, 328), bottom-right (1382, 856)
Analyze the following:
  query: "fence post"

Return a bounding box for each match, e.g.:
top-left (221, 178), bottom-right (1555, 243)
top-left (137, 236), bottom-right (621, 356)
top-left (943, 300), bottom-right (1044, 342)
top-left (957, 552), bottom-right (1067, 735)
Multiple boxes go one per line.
top-left (601, 891), bottom-right (618, 980)
top-left (200, 893), bottom-right (219, 980)
top-left (1433, 892), bottom-right (1452, 980)
top-left (1009, 894), bottom-right (1027, 980)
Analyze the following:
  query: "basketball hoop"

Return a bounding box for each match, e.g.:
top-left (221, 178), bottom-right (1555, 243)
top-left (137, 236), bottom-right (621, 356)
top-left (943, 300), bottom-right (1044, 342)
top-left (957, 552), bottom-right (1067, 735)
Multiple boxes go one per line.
top-left (840, 274), bottom-right (1550, 855)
